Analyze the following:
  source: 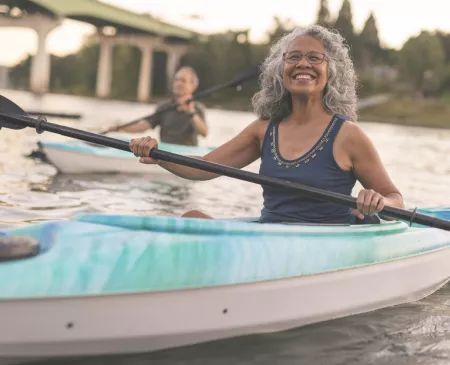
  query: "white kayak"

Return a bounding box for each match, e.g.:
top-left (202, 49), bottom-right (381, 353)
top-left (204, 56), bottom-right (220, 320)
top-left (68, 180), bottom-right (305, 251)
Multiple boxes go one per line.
top-left (36, 140), bottom-right (214, 175)
top-left (0, 209), bottom-right (449, 363)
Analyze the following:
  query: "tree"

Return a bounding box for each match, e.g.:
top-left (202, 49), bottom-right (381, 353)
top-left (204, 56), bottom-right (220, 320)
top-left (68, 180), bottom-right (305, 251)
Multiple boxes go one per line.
top-left (399, 31), bottom-right (446, 96)
top-left (8, 55), bottom-right (31, 90)
top-left (110, 45), bottom-right (140, 100)
top-left (435, 32), bottom-right (450, 93)
top-left (334, 0), bottom-right (354, 41)
top-left (359, 12), bottom-right (382, 68)
top-left (333, 0), bottom-right (358, 62)
top-left (436, 31), bottom-right (450, 63)
top-left (316, 0), bottom-right (331, 27)
top-left (179, 31), bottom-right (261, 105)
top-left (360, 12), bottom-right (380, 49)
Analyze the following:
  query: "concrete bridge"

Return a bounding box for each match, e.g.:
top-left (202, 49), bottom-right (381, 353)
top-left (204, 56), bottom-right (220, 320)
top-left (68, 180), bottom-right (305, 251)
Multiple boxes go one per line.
top-left (0, 0), bottom-right (198, 101)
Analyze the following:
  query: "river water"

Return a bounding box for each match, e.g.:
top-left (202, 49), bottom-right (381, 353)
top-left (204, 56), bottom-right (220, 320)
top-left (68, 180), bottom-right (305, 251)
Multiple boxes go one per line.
top-left (1, 88), bottom-right (450, 364)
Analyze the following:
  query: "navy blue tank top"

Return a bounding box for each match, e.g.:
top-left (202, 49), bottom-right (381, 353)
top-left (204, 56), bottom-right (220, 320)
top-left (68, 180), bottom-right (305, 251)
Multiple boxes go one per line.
top-left (258, 114), bottom-right (357, 224)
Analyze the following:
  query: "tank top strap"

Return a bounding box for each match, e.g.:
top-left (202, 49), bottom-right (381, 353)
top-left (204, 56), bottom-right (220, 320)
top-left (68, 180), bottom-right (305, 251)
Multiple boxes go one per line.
top-left (260, 119), bottom-right (277, 160)
top-left (326, 114), bottom-right (349, 143)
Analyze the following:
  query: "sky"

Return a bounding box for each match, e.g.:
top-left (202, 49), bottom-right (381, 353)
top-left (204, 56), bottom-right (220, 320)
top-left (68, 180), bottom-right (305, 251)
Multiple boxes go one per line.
top-left (1, 0), bottom-right (450, 66)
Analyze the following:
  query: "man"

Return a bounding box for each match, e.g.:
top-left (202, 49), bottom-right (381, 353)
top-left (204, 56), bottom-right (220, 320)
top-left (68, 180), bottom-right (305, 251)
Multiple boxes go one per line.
top-left (117, 66), bottom-right (208, 146)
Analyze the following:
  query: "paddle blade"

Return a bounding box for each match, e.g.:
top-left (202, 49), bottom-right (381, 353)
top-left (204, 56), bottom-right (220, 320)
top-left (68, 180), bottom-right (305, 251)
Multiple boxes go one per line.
top-left (0, 95), bottom-right (29, 130)
top-left (0, 95), bottom-right (28, 115)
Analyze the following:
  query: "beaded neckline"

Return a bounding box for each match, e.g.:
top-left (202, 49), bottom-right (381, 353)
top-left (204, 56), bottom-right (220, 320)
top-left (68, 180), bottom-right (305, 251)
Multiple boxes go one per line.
top-left (269, 115), bottom-right (338, 168)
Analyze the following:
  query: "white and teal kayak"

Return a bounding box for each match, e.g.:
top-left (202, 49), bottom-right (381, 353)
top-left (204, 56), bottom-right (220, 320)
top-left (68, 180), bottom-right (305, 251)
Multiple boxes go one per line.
top-left (0, 209), bottom-right (449, 363)
top-left (36, 140), bottom-right (214, 175)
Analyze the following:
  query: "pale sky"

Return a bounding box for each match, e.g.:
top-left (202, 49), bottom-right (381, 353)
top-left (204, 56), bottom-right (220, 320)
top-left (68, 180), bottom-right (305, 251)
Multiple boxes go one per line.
top-left (0, 0), bottom-right (450, 66)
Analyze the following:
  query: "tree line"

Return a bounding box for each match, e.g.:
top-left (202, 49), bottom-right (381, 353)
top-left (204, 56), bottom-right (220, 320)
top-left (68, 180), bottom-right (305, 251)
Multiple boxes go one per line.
top-left (8, 0), bottom-right (450, 106)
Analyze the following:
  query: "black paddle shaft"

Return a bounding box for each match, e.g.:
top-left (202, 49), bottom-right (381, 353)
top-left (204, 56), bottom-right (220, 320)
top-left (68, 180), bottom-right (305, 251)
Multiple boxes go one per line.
top-left (0, 102), bottom-right (449, 232)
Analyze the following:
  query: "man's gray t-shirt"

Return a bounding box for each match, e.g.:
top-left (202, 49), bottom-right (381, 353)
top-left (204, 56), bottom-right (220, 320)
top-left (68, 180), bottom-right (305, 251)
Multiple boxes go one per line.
top-left (147, 101), bottom-right (207, 146)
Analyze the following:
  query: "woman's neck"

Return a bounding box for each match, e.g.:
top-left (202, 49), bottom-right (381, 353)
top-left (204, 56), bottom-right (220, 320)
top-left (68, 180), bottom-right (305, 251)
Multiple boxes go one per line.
top-left (287, 94), bottom-right (330, 125)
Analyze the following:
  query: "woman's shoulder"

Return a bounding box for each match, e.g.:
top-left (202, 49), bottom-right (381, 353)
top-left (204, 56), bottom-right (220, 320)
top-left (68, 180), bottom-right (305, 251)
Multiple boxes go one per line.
top-left (336, 118), bottom-right (376, 154)
top-left (245, 118), bottom-right (272, 139)
top-left (251, 118), bottom-right (271, 128)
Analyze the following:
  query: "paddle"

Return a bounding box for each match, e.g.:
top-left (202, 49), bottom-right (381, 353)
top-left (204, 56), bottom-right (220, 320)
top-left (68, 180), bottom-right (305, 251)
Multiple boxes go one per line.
top-left (26, 111), bottom-right (81, 119)
top-left (99, 65), bottom-right (260, 135)
top-left (1, 95), bottom-right (449, 232)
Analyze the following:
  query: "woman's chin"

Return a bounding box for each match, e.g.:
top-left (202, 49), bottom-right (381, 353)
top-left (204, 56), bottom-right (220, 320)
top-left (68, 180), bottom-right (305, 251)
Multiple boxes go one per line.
top-left (289, 87), bottom-right (319, 98)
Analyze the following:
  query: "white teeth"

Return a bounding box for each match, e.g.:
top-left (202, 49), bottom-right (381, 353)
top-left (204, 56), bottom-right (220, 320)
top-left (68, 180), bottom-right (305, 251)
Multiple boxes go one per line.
top-left (295, 74), bottom-right (313, 80)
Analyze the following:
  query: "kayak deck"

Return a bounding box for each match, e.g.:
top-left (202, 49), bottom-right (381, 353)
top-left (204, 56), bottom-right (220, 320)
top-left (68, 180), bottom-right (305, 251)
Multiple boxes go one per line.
top-left (0, 214), bottom-right (450, 361)
top-left (1, 214), bottom-right (450, 300)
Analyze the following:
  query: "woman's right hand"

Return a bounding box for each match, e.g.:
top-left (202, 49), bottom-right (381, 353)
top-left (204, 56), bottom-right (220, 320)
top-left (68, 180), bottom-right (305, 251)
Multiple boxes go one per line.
top-left (129, 136), bottom-right (160, 164)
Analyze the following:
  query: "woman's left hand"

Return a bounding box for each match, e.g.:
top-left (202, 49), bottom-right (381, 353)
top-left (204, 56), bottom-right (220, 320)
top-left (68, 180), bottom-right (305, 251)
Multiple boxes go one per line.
top-left (352, 189), bottom-right (385, 220)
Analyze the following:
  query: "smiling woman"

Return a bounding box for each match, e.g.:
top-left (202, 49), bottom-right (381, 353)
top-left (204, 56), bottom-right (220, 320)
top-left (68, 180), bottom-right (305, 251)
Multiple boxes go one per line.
top-left (252, 26), bottom-right (358, 123)
top-left (129, 25), bottom-right (405, 224)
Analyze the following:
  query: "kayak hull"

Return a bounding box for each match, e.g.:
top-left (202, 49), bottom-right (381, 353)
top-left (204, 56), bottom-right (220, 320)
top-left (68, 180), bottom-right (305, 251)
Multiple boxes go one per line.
top-left (0, 213), bottom-right (449, 362)
top-left (38, 141), bottom-right (213, 175)
top-left (42, 144), bottom-right (169, 175)
top-left (0, 245), bottom-right (449, 362)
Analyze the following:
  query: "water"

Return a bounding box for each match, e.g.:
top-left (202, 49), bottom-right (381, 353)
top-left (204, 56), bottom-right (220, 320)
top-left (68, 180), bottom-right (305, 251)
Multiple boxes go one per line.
top-left (1, 88), bottom-right (450, 364)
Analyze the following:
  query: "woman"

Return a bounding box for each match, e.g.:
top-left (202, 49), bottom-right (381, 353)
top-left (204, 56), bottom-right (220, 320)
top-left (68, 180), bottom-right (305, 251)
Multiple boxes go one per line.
top-left (130, 25), bottom-right (404, 224)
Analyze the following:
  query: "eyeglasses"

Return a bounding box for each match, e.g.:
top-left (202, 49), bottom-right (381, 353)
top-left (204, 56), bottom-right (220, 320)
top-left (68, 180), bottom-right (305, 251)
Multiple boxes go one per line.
top-left (282, 51), bottom-right (327, 65)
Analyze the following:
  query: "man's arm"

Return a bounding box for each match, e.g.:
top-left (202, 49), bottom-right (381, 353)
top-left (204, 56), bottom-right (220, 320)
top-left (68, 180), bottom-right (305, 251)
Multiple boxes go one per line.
top-left (116, 119), bottom-right (153, 133)
top-left (116, 103), bottom-right (166, 133)
top-left (191, 103), bottom-right (208, 137)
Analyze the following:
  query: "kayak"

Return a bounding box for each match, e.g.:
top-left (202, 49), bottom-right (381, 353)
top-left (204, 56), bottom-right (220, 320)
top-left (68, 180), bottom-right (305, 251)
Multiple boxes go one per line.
top-left (35, 140), bottom-right (214, 175)
top-left (0, 211), bottom-right (450, 362)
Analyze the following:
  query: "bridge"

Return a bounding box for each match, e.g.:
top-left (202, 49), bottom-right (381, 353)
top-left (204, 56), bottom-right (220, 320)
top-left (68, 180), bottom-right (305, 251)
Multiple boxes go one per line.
top-left (0, 0), bottom-right (199, 101)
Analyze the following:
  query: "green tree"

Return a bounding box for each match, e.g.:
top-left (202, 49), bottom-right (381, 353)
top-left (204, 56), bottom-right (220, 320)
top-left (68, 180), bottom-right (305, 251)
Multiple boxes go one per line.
top-left (316, 0), bottom-right (331, 27)
top-left (333, 0), bottom-right (358, 63)
top-left (436, 31), bottom-right (450, 63)
top-left (368, 47), bottom-right (398, 69)
top-left (399, 31), bottom-right (446, 96)
top-left (110, 45), bottom-right (140, 100)
top-left (49, 54), bottom-right (78, 92)
top-left (334, 0), bottom-right (354, 41)
top-left (70, 41), bottom-right (99, 96)
top-left (435, 32), bottom-right (450, 93)
top-left (180, 31), bottom-right (261, 107)
top-left (360, 12), bottom-right (380, 49)
top-left (359, 12), bottom-right (382, 68)
top-left (8, 55), bottom-right (31, 89)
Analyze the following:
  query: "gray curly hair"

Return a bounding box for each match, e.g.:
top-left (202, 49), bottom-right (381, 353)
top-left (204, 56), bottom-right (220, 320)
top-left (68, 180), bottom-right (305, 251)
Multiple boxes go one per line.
top-left (252, 25), bottom-right (358, 122)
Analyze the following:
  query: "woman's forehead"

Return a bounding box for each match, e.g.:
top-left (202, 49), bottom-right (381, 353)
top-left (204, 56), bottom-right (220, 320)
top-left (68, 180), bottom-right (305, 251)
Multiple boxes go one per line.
top-left (286, 35), bottom-right (325, 53)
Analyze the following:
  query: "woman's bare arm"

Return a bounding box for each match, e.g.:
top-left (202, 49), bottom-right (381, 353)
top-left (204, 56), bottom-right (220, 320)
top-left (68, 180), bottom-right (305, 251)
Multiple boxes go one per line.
top-left (131, 120), bottom-right (267, 181)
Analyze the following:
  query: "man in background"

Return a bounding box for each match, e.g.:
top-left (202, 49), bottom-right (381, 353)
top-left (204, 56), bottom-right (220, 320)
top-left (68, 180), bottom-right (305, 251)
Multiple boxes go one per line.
top-left (117, 66), bottom-right (208, 146)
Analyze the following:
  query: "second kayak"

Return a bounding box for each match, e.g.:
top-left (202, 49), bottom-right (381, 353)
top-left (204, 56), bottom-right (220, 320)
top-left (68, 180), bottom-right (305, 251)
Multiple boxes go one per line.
top-left (35, 140), bottom-right (214, 175)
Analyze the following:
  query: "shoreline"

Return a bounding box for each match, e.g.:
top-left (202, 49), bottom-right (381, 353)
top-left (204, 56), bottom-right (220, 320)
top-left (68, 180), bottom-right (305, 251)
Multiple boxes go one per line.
top-left (2, 87), bottom-right (450, 130)
top-left (356, 115), bottom-right (450, 130)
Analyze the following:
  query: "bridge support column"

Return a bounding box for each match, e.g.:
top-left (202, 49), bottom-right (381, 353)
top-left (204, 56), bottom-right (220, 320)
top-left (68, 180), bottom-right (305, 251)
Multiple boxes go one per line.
top-left (29, 27), bottom-right (53, 94)
top-left (0, 13), bottom-right (60, 94)
top-left (96, 39), bottom-right (113, 98)
top-left (137, 46), bottom-right (153, 102)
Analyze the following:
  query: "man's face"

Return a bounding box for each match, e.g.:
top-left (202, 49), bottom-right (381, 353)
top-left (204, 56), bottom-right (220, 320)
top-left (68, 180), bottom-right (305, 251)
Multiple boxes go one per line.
top-left (172, 68), bottom-right (196, 97)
